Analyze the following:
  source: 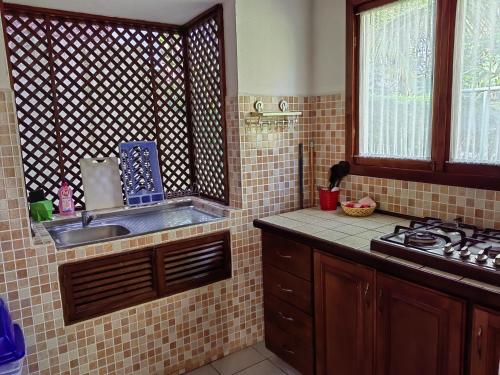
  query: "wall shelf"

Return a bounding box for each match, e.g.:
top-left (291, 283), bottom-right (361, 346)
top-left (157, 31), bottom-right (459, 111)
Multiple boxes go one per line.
top-left (246, 99), bottom-right (302, 129)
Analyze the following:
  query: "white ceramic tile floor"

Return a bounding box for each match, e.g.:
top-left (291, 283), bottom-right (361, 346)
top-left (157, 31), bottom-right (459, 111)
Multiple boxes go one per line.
top-left (184, 342), bottom-right (301, 375)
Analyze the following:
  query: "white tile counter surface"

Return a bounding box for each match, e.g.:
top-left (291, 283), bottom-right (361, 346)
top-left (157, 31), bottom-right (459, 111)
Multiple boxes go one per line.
top-left (259, 207), bottom-right (500, 295)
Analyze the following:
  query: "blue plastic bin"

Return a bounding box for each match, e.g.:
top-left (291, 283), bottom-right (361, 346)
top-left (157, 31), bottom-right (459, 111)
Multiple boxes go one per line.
top-left (0, 300), bottom-right (25, 375)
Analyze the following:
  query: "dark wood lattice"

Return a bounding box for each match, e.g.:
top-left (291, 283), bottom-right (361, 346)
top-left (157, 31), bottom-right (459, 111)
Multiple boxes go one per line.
top-left (3, 5), bottom-right (227, 207)
top-left (186, 6), bottom-right (228, 204)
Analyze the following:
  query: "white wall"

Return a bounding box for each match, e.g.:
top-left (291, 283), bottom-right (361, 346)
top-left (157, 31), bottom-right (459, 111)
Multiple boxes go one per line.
top-left (0, 0), bottom-right (347, 95)
top-left (312, 0), bottom-right (346, 94)
top-left (235, 0), bottom-right (313, 96)
top-left (222, 0), bottom-right (238, 96)
top-left (0, 19), bottom-right (11, 90)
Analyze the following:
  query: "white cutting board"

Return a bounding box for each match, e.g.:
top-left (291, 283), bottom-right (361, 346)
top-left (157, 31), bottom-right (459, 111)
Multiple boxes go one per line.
top-left (80, 157), bottom-right (124, 211)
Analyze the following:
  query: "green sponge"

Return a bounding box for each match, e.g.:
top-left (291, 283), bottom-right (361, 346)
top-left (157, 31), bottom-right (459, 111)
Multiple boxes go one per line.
top-left (30, 200), bottom-right (53, 222)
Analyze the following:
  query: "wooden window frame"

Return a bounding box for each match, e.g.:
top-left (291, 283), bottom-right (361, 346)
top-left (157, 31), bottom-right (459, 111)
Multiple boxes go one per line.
top-left (0, 2), bottom-right (230, 206)
top-left (346, 0), bottom-right (500, 191)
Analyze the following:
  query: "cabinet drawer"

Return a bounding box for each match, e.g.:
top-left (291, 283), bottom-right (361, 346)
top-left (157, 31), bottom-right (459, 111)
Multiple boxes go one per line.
top-left (263, 265), bottom-right (312, 314)
top-left (263, 232), bottom-right (311, 280)
top-left (265, 320), bottom-right (314, 375)
top-left (264, 292), bottom-right (313, 343)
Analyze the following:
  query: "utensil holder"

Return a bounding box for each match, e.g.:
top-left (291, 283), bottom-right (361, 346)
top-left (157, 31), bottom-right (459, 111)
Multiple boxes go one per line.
top-left (319, 188), bottom-right (339, 211)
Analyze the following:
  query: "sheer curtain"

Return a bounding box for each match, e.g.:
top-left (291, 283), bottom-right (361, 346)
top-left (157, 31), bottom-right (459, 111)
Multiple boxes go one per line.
top-left (359, 0), bottom-right (436, 160)
top-left (451, 0), bottom-right (500, 165)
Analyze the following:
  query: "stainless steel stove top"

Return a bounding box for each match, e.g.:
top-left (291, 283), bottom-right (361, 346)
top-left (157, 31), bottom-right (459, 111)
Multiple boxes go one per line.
top-left (371, 218), bottom-right (500, 286)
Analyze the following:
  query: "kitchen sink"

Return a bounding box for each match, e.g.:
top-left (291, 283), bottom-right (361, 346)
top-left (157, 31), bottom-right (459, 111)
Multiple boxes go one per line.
top-left (44, 200), bottom-right (224, 250)
top-left (51, 225), bottom-right (130, 249)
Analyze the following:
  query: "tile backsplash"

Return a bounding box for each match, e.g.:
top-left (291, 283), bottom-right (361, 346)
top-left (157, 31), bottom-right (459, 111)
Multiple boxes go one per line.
top-left (311, 93), bottom-right (500, 230)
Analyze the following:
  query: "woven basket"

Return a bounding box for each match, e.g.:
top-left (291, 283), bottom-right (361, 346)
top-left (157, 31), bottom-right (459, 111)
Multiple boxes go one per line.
top-left (341, 203), bottom-right (376, 217)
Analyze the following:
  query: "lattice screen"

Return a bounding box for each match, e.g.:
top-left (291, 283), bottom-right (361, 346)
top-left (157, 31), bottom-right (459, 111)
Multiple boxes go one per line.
top-left (186, 8), bottom-right (228, 204)
top-left (3, 6), bottom-right (226, 207)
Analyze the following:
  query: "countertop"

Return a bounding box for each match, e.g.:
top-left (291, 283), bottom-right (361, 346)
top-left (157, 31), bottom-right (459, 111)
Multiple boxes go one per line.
top-left (255, 207), bottom-right (500, 300)
top-left (30, 197), bottom-right (234, 264)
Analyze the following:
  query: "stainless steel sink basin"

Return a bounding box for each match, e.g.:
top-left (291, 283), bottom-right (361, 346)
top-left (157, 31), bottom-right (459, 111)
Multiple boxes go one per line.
top-left (52, 225), bottom-right (130, 248)
top-left (44, 200), bottom-right (224, 250)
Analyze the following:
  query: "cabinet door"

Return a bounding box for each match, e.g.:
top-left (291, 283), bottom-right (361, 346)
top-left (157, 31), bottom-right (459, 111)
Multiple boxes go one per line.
top-left (470, 307), bottom-right (500, 375)
top-left (375, 274), bottom-right (465, 375)
top-left (314, 251), bottom-right (375, 375)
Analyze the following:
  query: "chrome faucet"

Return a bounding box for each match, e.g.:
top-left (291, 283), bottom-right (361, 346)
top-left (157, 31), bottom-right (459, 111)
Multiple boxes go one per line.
top-left (81, 211), bottom-right (96, 227)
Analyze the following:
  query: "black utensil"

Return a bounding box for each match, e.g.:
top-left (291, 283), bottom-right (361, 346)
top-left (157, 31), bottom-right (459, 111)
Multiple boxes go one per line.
top-left (329, 164), bottom-right (340, 190)
top-left (335, 161), bottom-right (351, 187)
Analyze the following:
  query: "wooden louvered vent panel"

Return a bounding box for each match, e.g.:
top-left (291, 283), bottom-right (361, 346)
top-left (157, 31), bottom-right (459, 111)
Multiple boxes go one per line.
top-left (60, 249), bottom-right (157, 324)
top-left (157, 231), bottom-right (231, 296)
top-left (59, 231), bottom-right (231, 324)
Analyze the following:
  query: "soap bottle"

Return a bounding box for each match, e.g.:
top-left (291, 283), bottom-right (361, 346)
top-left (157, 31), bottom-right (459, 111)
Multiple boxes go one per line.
top-left (58, 180), bottom-right (75, 216)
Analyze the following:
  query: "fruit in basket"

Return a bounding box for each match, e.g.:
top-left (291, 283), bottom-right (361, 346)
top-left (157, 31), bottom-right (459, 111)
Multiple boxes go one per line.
top-left (341, 196), bottom-right (376, 217)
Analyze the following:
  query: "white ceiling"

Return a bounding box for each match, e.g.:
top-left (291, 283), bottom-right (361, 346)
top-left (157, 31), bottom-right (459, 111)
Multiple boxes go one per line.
top-left (6, 0), bottom-right (222, 25)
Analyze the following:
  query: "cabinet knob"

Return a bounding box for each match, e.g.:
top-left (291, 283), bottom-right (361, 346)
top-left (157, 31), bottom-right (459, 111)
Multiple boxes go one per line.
top-left (364, 283), bottom-right (370, 306)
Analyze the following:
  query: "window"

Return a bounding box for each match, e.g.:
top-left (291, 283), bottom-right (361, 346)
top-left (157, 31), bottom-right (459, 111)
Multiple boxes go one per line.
top-left (359, 0), bottom-right (436, 160)
top-left (2, 4), bottom-right (229, 207)
top-left (346, 0), bottom-right (500, 190)
top-left (451, 0), bottom-right (500, 165)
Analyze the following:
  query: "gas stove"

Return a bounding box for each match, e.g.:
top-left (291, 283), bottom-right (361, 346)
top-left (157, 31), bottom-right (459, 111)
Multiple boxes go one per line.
top-left (371, 217), bottom-right (500, 286)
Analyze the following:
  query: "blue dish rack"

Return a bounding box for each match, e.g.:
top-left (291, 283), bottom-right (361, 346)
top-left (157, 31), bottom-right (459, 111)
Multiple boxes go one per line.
top-left (119, 141), bottom-right (165, 206)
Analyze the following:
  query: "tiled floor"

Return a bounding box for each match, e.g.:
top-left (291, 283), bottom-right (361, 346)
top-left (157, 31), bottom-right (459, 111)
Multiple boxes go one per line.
top-left (184, 342), bottom-right (301, 375)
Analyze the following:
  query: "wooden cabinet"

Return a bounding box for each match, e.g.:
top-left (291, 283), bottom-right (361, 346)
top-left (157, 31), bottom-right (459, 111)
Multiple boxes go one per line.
top-left (470, 307), bottom-right (500, 375)
top-left (262, 232), bottom-right (314, 375)
top-left (258, 229), bottom-right (493, 375)
top-left (314, 252), bottom-right (375, 375)
top-left (375, 274), bottom-right (465, 375)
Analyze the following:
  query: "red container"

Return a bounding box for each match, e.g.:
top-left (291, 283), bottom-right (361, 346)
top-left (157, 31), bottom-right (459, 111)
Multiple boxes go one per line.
top-left (319, 188), bottom-right (339, 211)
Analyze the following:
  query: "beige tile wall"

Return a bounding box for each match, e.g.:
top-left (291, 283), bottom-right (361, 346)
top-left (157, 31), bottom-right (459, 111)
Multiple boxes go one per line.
top-left (311, 93), bottom-right (500, 229)
top-left (0, 90), bottom-right (312, 374)
top-left (1, 85), bottom-right (497, 375)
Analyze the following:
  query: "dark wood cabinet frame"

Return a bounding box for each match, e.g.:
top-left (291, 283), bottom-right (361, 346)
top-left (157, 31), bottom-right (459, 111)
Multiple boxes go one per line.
top-left (346, 0), bottom-right (500, 191)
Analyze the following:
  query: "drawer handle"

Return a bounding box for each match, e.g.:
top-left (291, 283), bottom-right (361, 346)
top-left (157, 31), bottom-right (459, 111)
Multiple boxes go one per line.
top-left (364, 283), bottom-right (370, 307)
top-left (282, 346), bottom-right (295, 355)
top-left (477, 326), bottom-right (483, 358)
top-left (277, 284), bottom-right (294, 294)
top-left (276, 250), bottom-right (292, 259)
top-left (277, 311), bottom-right (295, 322)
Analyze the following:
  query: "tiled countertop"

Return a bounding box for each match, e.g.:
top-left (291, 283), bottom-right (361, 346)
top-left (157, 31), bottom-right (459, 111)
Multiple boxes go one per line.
top-left (257, 207), bottom-right (500, 295)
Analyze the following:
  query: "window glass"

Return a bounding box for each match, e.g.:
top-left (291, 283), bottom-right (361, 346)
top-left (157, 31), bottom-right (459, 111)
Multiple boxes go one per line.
top-left (451, 0), bottom-right (500, 165)
top-left (359, 0), bottom-right (436, 160)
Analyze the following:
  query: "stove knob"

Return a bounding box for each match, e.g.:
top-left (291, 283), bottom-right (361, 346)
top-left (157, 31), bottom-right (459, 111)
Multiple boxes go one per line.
top-left (444, 243), bottom-right (454, 255)
top-left (495, 255), bottom-right (500, 268)
top-left (460, 246), bottom-right (471, 259)
top-left (476, 250), bottom-right (488, 264)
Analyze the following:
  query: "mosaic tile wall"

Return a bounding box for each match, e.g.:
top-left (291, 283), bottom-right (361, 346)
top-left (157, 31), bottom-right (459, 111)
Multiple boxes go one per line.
top-left (2, 83), bottom-right (497, 375)
top-left (311, 93), bottom-right (500, 230)
top-left (0, 89), bottom-right (312, 374)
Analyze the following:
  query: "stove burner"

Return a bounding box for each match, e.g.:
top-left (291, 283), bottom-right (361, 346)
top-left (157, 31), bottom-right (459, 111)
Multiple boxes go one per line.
top-left (372, 216), bottom-right (500, 287)
top-left (405, 232), bottom-right (438, 246)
